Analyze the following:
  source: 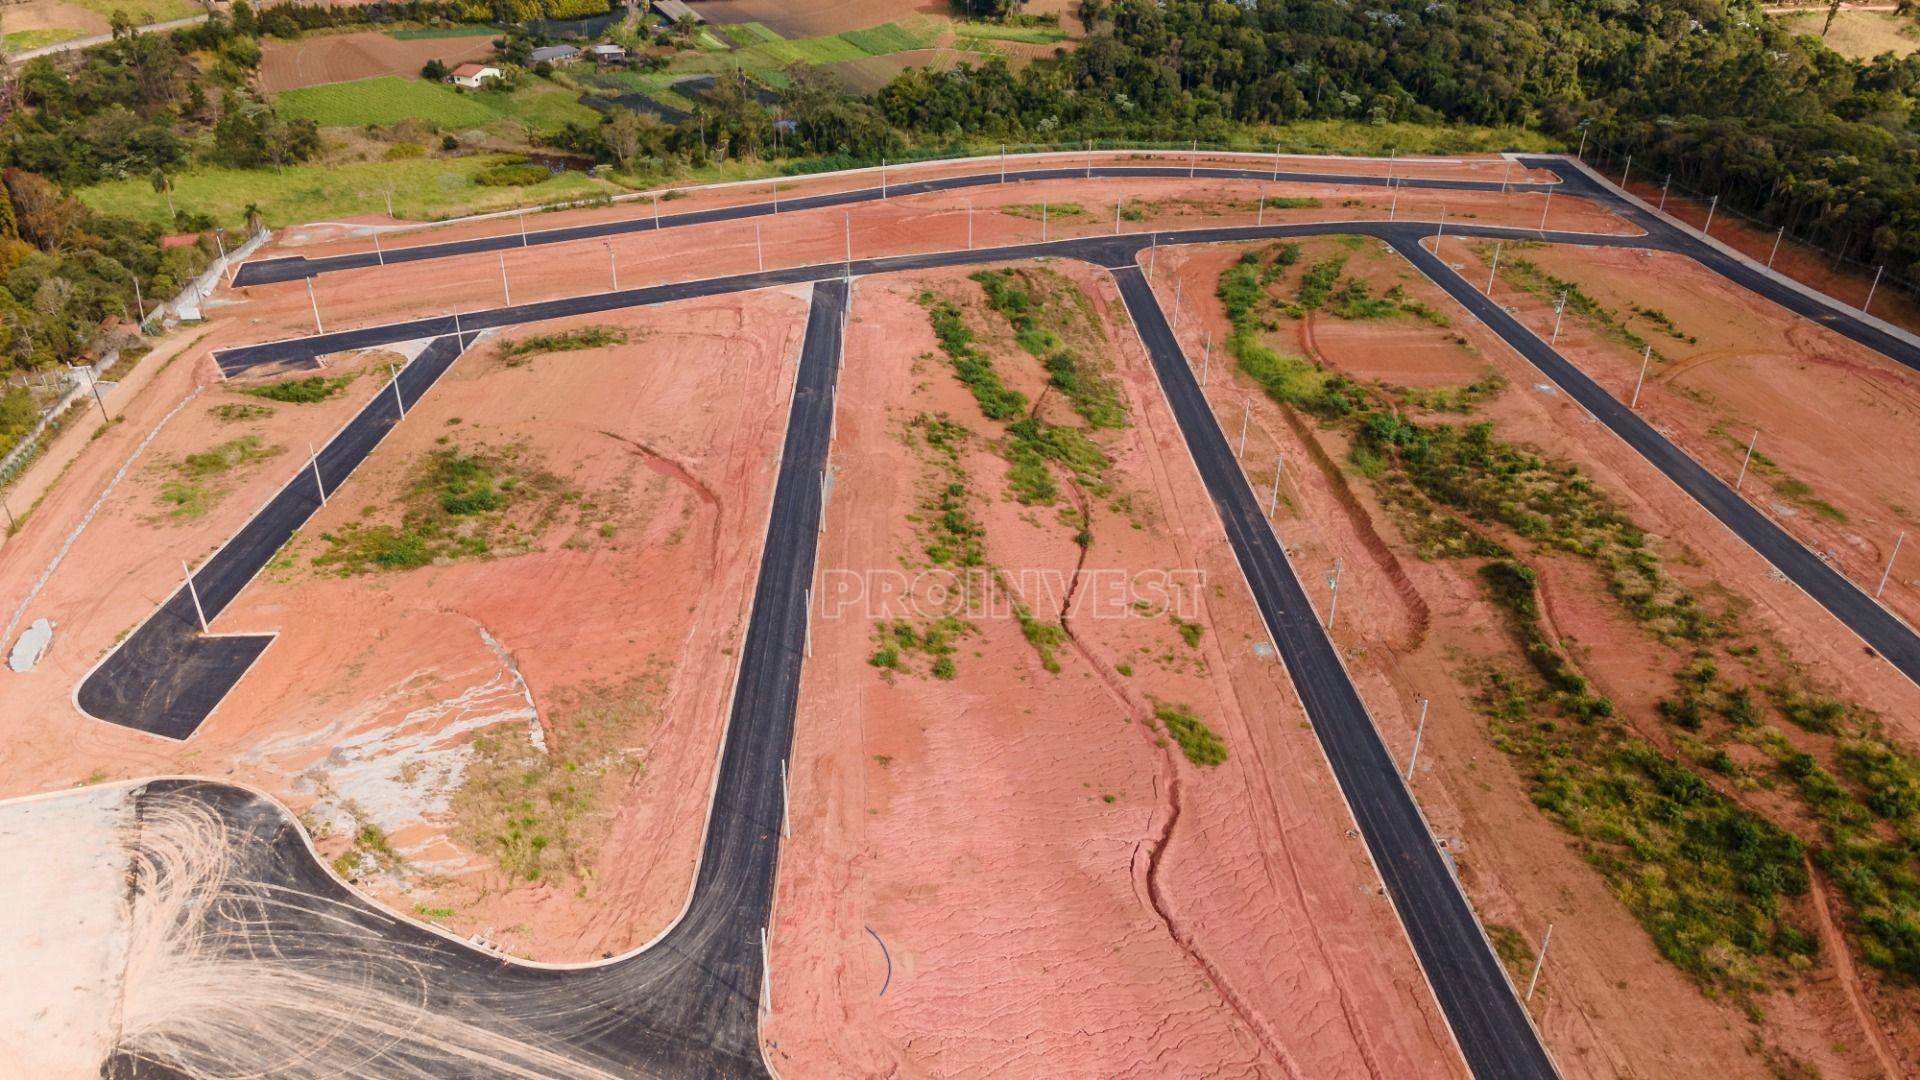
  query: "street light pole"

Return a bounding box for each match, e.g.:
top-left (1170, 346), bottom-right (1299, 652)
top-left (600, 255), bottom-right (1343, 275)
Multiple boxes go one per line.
top-left (1630, 344), bottom-right (1653, 408)
top-left (1406, 698), bottom-right (1428, 782)
top-left (1735, 429), bottom-right (1757, 490)
top-left (1879, 531), bottom-right (1906, 598)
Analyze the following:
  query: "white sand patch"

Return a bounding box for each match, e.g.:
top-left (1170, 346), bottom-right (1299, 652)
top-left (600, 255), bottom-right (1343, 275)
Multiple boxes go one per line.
top-left (0, 785), bottom-right (134, 1077)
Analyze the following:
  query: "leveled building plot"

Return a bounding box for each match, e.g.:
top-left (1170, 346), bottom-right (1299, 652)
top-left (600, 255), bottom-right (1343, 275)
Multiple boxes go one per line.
top-left (762, 261), bottom-right (1461, 1077)
top-left (1154, 235), bottom-right (1920, 1079)
top-left (1455, 240), bottom-right (1920, 641)
top-left (0, 289), bottom-right (812, 964)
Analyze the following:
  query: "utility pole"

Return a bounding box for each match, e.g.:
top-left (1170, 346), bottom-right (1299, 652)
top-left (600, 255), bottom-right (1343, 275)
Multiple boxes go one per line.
top-left (653, 191), bottom-right (660, 227)
top-left (1576, 124), bottom-right (1589, 160)
top-left (1148, 233), bottom-right (1157, 277)
top-left (1000, 144), bottom-right (1006, 184)
top-left (1115, 194), bottom-right (1123, 234)
top-left (1619, 153), bottom-right (1631, 188)
top-left (1406, 697), bottom-right (1428, 781)
top-left (1086, 137), bottom-right (1093, 179)
top-left (1703, 193), bottom-right (1719, 237)
top-left (183, 561), bottom-right (207, 633)
top-left (1879, 532), bottom-right (1906, 598)
top-left (305, 277), bottom-right (323, 333)
top-left (1238, 398), bottom-right (1249, 458)
top-left (373, 231), bottom-right (384, 267)
top-left (1551, 290), bottom-right (1568, 344)
top-left (1268, 455), bottom-right (1284, 518)
top-left (605, 241), bottom-right (618, 290)
top-left (1172, 276), bottom-right (1183, 327)
top-left (781, 758), bottom-right (791, 838)
top-left (1659, 174), bottom-right (1671, 212)
top-left (803, 588), bottom-right (812, 659)
top-left (761, 927), bottom-right (773, 1014)
top-left (1388, 179), bottom-right (1399, 221)
top-left (518, 210), bottom-right (528, 247)
top-left (755, 220), bottom-right (764, 271)
top-left (1537, 185), bottom-right (1554, 233)
top-left (1735, 429), bottom-right (1758, 490)
top-left (1485, 241), bottom-right (1502, 295)
top-left (131, 274), bottom-right (144, 325)
top-left (1434, 206), bottom-right (1447, 261)
top-left (1041, 201), bottom-right (1048, 243)
top-left (390, 363), bottom-right (406, 419)
top-left (385, 186), bottom-right (394, 218)
top-left (1865, 265), bottom-right (1885, 315)
top-left (1189, 137), bottom-right (1197, 178)
top-left (1257, 183), bottom-right (1265, 227)
top-left (1630, 344), bottom-right (1653, 408)
top-left (880, 157), bottom-right (887, 199)
top-left (1525, 924), bottom-right (1554, 1002)
top-left (71, 363), bottom-right (108, 421)
top-left (498, 253), bottom-right (510, 305)
top-left (843, 212), bottom-right (852, 280)
top-left (1201, 334), bottom-right (1211, 387)
top-left (1326, 559), bottom-right (1343, 631)
top-left (1767, 227), bottom-right (1785, 270)
top-left (1272, 141), bottom-right (1281, 182)
top-left (1500, 158), bottom-right (1510, 195)
top-left (308, 442), bottom-right (327, 506)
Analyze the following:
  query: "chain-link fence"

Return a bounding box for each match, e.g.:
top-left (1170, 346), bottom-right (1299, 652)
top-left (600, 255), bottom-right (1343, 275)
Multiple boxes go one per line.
top-left (1579, 135), bottom-right (1920, 333)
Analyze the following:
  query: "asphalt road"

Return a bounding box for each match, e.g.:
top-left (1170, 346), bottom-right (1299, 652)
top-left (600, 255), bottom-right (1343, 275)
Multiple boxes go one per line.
top-left (78, 331), bottom-right (474, 738)
top-left (1111, 265), bottom-right (1556, 1079)
top-left (232, 161), bottom-right (1553, 287)
top-left (90, 158), bottom-right (1920, 1077)
top-left (106, 281), bottom-right (845, 1077)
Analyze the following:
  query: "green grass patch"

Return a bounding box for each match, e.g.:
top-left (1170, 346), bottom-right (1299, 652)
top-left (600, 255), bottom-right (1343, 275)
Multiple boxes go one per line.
top-left (952, 20), bottom-right (1068, 44)
top-left (241, 374), bottom-right (356, 404)
top-left (999, 202), bottom-right (1083, 220)
top-left (208, 402), bottom-right (275, 423)
top-left (1154, 703), bottom-right (1227, 767)
top-left (387, 24), bottom-right (499, 40)
top-left (276, 76), bottom-right (500, 128)
top-left (78, 153), bottom-right (618, 230)
top-left (312, 445), bottom-right (566, 575)
top-left (453, 677), bottom-right (655, 882)
top-left (718, 21), bottom-right (783, 46)
top-left (3, 27), bottom-right (86, 53)
top-left (497, 325), bottom-right (629, 365)
top-left (160, 436), bottom-right (284, 521)
top-left (971, 267), bottom-right (1127, 429)
top-left (840, 20), bottom-right (940, 53)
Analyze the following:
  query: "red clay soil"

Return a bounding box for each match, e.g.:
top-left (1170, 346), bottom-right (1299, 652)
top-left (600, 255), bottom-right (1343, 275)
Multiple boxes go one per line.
top-left (1455, 241), bottom-right (1920, 653)
top-left (1625, 176), bottom-right (1920, 339)
top-left (760, 263), bottom-right (1461, 1077)
top-left (0, 290), bottom-right (809, 962)
top-left (258, 31), bottom-right (495, 93)
top-left (236, 170), bottom-right (1630, 352)
top-left (1148, 236), bottom-right (1920, 1078)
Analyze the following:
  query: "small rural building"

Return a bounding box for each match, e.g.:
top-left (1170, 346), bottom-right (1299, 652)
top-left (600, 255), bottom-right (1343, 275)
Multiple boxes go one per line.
top-left (448, 63), bottom-right (504, 88)
top-left (589, 43), bottom-right (627, 64)
top-left (529, 44), bottom-right (582, 65)
top-left (652, 0), bottom-right (702, 24)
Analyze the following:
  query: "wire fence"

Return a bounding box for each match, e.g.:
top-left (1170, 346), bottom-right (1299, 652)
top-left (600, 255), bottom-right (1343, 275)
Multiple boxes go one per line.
top-left (1579, 135), bottom-right (1920, 330)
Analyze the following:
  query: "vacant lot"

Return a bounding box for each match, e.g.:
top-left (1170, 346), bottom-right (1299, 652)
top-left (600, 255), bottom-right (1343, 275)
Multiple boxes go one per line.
top-left (1778, 8), bottom-right (1920, 58)
top-left (692, 0), bottom-right (945, 37)
top-left (275, 75), bottom-right (502, 127)
top-left (259, 30), bottom-right (496, 92)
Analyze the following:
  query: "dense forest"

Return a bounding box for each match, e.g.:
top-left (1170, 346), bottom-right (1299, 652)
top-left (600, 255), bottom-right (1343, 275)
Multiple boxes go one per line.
top-left (1, 0), bottom-right (1917, 379)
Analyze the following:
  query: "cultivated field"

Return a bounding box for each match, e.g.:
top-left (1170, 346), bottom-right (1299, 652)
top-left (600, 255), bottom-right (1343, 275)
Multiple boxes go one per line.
top-left (258, 30), bottom-right (497, 93)
top-left (1778, 8), bottom-right (1920, 58)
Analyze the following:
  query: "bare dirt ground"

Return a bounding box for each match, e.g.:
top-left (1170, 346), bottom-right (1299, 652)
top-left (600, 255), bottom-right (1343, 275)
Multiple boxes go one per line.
top-left (0, 290), bottom-right (808, 962)
top-left (1629, 177), bottom-right (1920, 339)
top-left (760, 262), bottom-right (1461, 1077)
top-left (271, 148), bottom-right (1568, 246)
top-left (1151, 235), bottom-right (1920, 1078)
top-left (240, 168), bottom-right (1627, 352)
top-left (1455, 240), bottom-right (1920, 639)
top-left (259, 30), bottom-right (497, 92)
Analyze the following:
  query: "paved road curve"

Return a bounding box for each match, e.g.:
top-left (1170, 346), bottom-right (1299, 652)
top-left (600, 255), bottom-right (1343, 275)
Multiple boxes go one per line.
top-left (87, 162), bottom-right (1920, 1077)
top-left (1110, 264), bottom-right (1557, 1079)
top-left (106, 281), bottom-right (846, 1077)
